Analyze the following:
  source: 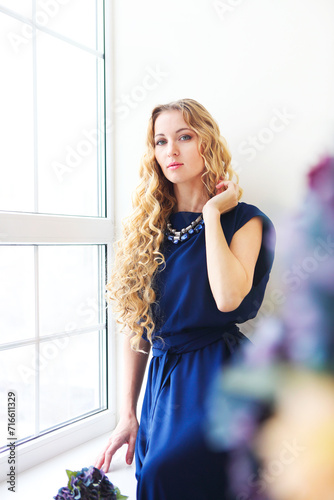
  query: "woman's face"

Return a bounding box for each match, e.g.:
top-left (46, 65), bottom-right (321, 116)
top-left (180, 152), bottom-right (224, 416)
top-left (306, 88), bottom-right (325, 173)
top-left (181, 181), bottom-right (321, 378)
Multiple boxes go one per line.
top-left (154, 110), bottom-right (205, 188)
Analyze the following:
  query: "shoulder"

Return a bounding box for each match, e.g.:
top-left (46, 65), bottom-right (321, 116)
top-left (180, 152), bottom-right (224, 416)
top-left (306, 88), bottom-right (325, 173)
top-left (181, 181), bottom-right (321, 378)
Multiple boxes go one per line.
top-left (233, 201), bottom-right (275, 234)
top-left (220, 201), bottom-right (275, 246)
top-left (235, 201), bottom-right (266, 222)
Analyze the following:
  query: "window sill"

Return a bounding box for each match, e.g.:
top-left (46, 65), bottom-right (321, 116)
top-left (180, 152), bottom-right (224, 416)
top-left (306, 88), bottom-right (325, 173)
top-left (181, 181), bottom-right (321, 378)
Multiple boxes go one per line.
top-left (0, 432), bottom-right (136, 500)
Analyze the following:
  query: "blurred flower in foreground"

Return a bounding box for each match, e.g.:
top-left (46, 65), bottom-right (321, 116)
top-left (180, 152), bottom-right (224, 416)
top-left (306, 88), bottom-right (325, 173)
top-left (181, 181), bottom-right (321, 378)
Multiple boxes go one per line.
top-left (255, 369), bottom-right (334, 500)
top-left (205, 155), bottom-right (334, 500)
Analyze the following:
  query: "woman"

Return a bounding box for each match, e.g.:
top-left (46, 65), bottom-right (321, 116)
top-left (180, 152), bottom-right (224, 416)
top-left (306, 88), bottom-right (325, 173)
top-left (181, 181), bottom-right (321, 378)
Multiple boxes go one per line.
top-left (95, 98), bottom-right (275, 499)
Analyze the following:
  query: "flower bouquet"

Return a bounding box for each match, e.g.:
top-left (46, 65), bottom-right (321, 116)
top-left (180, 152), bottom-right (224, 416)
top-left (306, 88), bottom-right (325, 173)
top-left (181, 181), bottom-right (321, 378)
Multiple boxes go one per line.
top-left (54, 466), bottom-right (128, 500)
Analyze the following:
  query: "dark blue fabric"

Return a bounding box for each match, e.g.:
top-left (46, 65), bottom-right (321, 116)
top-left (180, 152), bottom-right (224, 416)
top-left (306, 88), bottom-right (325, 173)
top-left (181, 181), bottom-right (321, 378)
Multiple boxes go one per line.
top-left (135, 202), bottom-right (275, 500)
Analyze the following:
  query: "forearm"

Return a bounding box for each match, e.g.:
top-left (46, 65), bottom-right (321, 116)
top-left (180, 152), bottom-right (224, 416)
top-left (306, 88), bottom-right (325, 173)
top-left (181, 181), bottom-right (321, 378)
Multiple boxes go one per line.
top-left (120, 333), bottom-right (151, 418)
top-left (203, 206), bottom-right (249, 312)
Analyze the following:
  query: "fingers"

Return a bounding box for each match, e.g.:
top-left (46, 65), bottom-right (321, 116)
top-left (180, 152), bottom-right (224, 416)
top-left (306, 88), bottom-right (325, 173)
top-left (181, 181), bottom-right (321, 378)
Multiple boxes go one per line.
top-left (215, 180), bottom-right (238, 195)
top-left (93, 441), bottom-right (118, 473)
top-left (94, 416), bottom-right (139, 472)
top-left (125, 435), bottom-right (137, 465)
top-left (95, 435), bottom-right (135, 472)
top-left (215, 180), bottom-right (228, 195)
top-left (94, 454), bottom-right (104, 469)
top-left (216, 179), bottom-right (236, 188)
top-left (100, 444), bottom-right (117, 472)
top-left (215, 180), bottom-right (227, 190)
top-left (94, 449), bottom-right (111, 472)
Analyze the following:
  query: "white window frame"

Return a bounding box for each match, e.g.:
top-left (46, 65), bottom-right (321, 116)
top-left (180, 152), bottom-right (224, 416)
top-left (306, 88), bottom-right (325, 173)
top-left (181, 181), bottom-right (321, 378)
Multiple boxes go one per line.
top-left (0, 0), bottom-right (116, 481)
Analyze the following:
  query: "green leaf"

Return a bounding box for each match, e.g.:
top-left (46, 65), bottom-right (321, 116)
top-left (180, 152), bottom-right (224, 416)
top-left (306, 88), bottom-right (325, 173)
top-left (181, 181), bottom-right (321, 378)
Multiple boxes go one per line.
top-left (66, 469), bottom-right (78, 490)
top-left (115, 486), bottom-right (128, 499)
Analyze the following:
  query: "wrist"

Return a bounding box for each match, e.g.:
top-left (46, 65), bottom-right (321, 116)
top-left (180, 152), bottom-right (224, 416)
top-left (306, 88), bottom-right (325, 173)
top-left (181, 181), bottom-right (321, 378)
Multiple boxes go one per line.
top-left (202, 203), bottom-right (221, 221)
top-left (120, 404), bottom-right (137, 419)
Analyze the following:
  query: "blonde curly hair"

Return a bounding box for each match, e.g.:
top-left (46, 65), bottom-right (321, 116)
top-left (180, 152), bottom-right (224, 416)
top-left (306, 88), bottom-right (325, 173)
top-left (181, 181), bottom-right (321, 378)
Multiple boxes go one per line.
top-left (106, 98), bottom-right (242, 351)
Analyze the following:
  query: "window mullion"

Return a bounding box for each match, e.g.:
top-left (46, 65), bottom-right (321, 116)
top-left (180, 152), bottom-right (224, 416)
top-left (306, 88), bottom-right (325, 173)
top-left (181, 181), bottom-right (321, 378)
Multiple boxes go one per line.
top-left (34, 244), bottom-right (40, 437)
top-left (32, 0), bottom-right (38, 214)
top-left (98, 245), bottom-right (107, 410)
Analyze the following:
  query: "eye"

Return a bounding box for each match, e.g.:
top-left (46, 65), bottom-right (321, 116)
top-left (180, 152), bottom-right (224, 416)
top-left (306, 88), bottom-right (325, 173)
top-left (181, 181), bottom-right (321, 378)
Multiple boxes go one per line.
top-left (180, 134), bottom-right (192, 141)
top-left (155, 139), bottom-right (166, 146)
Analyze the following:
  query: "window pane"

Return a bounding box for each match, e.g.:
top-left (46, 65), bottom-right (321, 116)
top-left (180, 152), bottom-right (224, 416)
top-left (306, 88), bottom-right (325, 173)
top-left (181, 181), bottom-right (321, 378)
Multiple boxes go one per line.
top-left (0, 1), bottom-right (32, 17)
top-left (0, 246), bottom-right (35, 344)
top-left (0, 14), bottom-right (34, 213)
top-left (0, 2), bottom-right (108, 459)
top-left (0, 345), bottom-right (35, 448)
top-left (39, 330), bottom-right (105, 431)
top-left (39, 245), bottom-right (104, 336)
top-left (36, 32), bottom-right (102, 217)
top-left (35, 0), bottom-right (98, 51)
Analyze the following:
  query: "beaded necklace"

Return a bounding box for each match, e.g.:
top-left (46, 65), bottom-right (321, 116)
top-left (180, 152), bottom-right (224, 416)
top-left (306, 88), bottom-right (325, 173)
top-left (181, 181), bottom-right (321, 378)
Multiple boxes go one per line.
top-left (165, 213), bottom-right (204, 244)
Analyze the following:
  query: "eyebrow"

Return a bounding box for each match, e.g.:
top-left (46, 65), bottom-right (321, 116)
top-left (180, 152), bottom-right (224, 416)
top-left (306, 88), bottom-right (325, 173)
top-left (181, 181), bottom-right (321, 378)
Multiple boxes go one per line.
top-left (154, 127), bottom-right (193, 138)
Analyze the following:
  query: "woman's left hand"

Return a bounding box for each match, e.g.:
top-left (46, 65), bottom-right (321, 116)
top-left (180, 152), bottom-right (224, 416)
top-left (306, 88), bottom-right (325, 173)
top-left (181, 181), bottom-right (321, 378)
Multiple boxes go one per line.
top-left (203, 179), bottom-right (239, 216)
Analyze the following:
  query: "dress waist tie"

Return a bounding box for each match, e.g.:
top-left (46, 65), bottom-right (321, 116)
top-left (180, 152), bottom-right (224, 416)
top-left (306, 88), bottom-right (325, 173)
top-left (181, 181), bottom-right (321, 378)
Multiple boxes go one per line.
top-left (148, 325), bottom-right (248, 437)
top-left (152, 324), bottom-right (246, 357)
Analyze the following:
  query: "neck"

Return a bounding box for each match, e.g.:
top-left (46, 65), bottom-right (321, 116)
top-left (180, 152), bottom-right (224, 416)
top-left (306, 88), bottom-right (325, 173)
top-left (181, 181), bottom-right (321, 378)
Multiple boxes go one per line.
top-left (173, 182), bottom-right (209, 213)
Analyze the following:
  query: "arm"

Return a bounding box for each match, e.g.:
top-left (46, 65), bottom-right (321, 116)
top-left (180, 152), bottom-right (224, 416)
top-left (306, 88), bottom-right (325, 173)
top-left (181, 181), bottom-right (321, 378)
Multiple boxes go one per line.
top-left (203, 181), bottom-right (263, 312)
top-left (95, 332), bottom-right (151, 471)
top-left (120, 331), bottom-right (151, 418)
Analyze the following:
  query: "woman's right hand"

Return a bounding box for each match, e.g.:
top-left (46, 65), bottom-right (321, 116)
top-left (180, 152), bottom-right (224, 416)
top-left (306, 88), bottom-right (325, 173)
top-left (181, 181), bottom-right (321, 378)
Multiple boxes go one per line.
top-left (94, 413), bottom-right (139, 472)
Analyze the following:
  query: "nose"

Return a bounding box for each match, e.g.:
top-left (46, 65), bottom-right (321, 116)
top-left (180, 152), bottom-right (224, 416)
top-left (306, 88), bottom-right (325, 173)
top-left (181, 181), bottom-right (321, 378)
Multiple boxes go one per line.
top-left (167, 141), bottom-right (179, 158)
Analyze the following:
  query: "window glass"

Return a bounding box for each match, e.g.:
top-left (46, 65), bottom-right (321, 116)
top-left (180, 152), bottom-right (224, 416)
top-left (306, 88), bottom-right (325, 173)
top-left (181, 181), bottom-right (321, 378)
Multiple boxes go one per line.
top-left (0, 0), bottom-right (108, 457)
top-left (39, 331), bottom-right (104, 431)
top-left (38, 245), bottom-right (102, 336)
top-left (0, 345), bottom-right (35, 447)
top-left (0, 246), bottom-right (35, 344)
top-left (0, 1), bottom-right (32, 17)
top-left (36, 32), bottom-right (101, 217)
top-left (0, 14), bottom-right (34, 213)
top-left (35, 0), bottom-right (98, 51)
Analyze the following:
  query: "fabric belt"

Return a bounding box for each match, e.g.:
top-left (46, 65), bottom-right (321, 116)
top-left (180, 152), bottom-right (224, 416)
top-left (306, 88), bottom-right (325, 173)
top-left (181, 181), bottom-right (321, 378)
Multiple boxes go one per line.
top-left (147, 325), bottom-right (249, 439)
top-left (152, 324), bottom-right (247, 357)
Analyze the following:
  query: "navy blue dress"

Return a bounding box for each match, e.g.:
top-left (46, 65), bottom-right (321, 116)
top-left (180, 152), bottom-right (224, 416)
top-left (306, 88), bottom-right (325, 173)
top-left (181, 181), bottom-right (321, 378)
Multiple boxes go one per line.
top-left (135, 202), bottom-right (275, 500)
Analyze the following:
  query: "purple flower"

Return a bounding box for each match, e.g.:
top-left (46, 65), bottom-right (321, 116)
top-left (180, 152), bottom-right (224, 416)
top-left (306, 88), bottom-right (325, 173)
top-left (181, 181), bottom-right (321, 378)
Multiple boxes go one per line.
top-left (90, 465), bottom-right (104, 483)
top-left (54, 487), bottom-right (74, 500)
top-left (100, 476), bottom-right (118, 500)
top-left (308, 155), bottom-right (334, 205)
top-left (54, 466), bottom-right (127, 500)
top-left (73, 467), bottom-right (92, 488)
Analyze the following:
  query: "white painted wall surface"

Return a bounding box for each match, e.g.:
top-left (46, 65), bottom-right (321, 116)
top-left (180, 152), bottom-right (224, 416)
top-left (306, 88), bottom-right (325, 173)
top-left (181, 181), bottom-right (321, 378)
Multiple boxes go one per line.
top-left (110, 0), bottom-right (334, 420)
top-left (111, 0), bottom-right (334, 227)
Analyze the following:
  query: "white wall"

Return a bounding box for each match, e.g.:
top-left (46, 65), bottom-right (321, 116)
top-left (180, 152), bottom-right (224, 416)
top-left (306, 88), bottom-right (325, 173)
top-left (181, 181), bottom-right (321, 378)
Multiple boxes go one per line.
top-left (111, 0), bottom-right (334, 226)
top-left (110, 0), bottom-right (334, 417)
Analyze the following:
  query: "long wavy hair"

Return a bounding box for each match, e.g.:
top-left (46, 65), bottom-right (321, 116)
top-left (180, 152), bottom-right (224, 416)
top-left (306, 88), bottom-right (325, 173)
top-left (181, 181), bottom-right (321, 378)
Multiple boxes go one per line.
top-left (106, 98), bottom-right (242, 351)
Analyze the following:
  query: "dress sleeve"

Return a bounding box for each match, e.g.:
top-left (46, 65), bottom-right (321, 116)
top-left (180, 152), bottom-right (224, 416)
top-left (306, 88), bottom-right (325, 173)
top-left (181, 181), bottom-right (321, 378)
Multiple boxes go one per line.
top-left (221, 202), bottom-right (276, 324)
top-left (234, 202), bottom-right (276, 288)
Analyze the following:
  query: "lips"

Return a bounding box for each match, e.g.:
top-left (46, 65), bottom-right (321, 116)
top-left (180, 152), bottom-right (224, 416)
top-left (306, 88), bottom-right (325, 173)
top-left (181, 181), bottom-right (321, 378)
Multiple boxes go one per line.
top-left (167, 162), bottom-right (183, 168)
